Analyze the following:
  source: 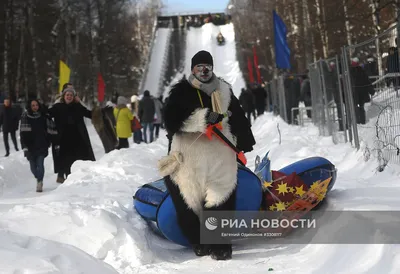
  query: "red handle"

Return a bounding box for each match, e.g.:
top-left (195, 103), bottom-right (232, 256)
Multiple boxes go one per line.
top-left (205, 124), bottom-right (247, 166)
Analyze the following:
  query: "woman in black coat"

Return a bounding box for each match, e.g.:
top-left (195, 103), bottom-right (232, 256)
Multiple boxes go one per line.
top-left (20, 99), bottom-right (58, 192)
top-left (48, 87), bottom-right (95, 182)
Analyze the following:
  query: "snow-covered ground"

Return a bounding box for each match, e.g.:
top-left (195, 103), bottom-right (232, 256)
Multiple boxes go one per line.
top-left (1, 22), bottom-right (400, 273)
top-left (1, 113), bottom-right (400, 273)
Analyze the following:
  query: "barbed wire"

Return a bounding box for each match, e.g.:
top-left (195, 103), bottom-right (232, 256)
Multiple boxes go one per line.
top-left (361, 102), bottom-right (400, 172)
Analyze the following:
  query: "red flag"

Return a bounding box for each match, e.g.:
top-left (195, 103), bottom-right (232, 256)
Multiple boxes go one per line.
top-left (247, 57), bottom-right (255, 83)
top-left (97, 73), bottom-right (105, 102)
top-left (253, 45), bottom-right (261, 84)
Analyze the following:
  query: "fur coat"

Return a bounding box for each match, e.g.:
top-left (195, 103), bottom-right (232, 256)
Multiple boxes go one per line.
top-left (160, 78), bottom-right (256, 215)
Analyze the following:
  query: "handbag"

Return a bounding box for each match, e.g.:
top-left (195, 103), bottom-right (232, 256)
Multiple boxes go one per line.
top-left (131, 116), bottom-right (142, 132)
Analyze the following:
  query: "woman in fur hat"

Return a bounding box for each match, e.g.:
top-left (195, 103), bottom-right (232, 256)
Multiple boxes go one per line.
top-left (159, 50), bottom-right (256, 260)
top-left (48, 87), bottom-right (95, 182)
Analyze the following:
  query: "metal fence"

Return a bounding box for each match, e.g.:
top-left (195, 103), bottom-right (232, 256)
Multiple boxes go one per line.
top-left (308, 57), bottom-right (348, 144)
top-left (269, 76), bottom-right (287, 122)
top-left (341, 24), bottom-right (400, 167)
top-left (269, 23), bottom-right (400, 168)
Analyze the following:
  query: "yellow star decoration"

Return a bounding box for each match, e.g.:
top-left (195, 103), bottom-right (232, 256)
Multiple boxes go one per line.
top-left (295, 185), bottom-right (306, 197)
top-left (269, 204), bottom-right (276, 211)
top-left (309, 178), bottom-right (331, 202)
top-left (309, 180), bottom-right (321, 192)
top-left (263, 181), bottom-right (272, 189)
top-left (275, 202), bottom-right (287, 211)
top-left (285, 201), bottom-right (294, 208)
top-left (276, 182), bottom-right (289, 195)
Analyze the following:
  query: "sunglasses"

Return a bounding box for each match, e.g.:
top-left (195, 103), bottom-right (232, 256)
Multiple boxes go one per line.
top-left (195, 64), bottom-right (213, 71)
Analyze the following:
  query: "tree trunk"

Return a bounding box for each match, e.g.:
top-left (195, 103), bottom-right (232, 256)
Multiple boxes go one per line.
top-left (321, 0), bottom-right (329, 57)
top-left (370, 0), bottom-right (382, 76)
top-left (293, 0), bottom-right (302, 70)
top-left (86, 0), bottom-right (96, 106)
top-left (301, 0), bottom-right (310, 65)
top-left (3, 0), bottom-right (9, 96)
top-left (27, 0), bottom-right (39, 99)
top-left (303, 0), bottom-right (316, 63)
top-left (315, 0), bottom-right (328, 58)
top-left (343, 0), bottom-right (352, 48)
top-left (15, 24), bottom-right (24, 99)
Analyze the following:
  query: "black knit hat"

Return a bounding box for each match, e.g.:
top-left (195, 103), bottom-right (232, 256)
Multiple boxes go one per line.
top-left (191, 50), bottom-right (213, 70)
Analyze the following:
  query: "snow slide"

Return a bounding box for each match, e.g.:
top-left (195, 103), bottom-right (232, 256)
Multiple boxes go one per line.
top-left (164, 23), bottom-right (246, 98)
top-left (141, 28), bottom-right (172, 97)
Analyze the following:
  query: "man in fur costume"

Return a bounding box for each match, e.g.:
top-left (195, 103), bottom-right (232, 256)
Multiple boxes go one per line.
top-left (159, 50), bottom-right (256, 260)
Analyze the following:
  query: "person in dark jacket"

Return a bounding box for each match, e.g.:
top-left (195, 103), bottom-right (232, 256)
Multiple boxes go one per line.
top-left (350, 58), bottom-right (375, 124)
top-left (159, 50), bottom-right (256, 261)
top-left (153, 96), bottom-right (164, 139)
top-left (51, 83), bottom-right (74, 179)
top-left (0, 98), bottom-right (21, 156)
top-left (138, 90), bottom-right (155, 143)
top-left (251, 83), bottom-right (267, 116)
top-left (300, 73), bottom-right (312, 118)
top-left (20, 99), bottom-right (59, 192)
top-left (386, 46), bottom-right (400, 90)
top-left (239, 87), bottom-right (256, 125)
top-left (284, 75), bottom-right (301, 124)
top-left (364, 56), bottom-right (379, 78)
top-left (91, 101), bottom-right (118, 153)
top-left (48, 87), bottom-right (95, 182)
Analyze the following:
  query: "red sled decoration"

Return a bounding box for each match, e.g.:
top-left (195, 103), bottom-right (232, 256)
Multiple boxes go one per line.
top-left (263, 170), bottom-right (309, 211)
top-left (258, 177), bottom-right (332, 236)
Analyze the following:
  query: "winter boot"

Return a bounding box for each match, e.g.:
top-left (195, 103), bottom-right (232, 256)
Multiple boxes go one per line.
top-left (210, 244), bottom-right (232, 260)
top-left (36, 181), bottom-right (43, 192)
top-left (192, 244), bottom-right (211, 256)
top-left (56, 177), bottom-right (65, 183)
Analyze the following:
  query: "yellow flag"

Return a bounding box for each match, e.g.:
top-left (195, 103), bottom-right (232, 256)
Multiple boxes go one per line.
top-left (59, 60), bottom-right (71, 93)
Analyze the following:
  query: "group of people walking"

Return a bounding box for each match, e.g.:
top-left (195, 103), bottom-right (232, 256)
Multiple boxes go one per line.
top-left (112, 90), bottom-right (165, 149)
top-left (0, 83), bottom-right (167, 193)
top-left (1, 83), bottom-right (95, 192)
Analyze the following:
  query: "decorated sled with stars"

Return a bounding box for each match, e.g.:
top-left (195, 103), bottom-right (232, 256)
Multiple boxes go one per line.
top-left (133, 152), bottom-right (337, 247)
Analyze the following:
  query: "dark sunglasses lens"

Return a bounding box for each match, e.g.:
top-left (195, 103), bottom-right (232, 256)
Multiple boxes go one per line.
top-left (196, 65), bottom-right (212, 70)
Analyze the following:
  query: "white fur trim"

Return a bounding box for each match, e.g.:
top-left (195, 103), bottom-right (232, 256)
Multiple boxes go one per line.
top-left (171, 126), bottom-right (237, 216)
top-left (158, 151), bottom-right (184, 177)
top-left (170, 127), bottom-right (237, 216)
top-left (180, 108), bottom-right (208, 133)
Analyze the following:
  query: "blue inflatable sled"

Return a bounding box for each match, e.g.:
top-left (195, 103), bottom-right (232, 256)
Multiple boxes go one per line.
top-left (133, 152), bottom-right (337, 247)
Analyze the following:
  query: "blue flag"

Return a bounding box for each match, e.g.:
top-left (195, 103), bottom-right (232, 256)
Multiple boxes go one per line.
top-left (273, 10), bottom-right (291, 69)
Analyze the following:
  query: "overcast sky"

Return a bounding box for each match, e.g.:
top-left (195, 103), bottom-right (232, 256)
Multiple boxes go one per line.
top-left (161, 0), bottom-right (230, 15)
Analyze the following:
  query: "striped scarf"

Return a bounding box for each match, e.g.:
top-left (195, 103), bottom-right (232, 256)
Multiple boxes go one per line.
top-left (20, 111), bottom-right (58, 136)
